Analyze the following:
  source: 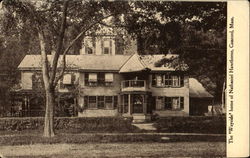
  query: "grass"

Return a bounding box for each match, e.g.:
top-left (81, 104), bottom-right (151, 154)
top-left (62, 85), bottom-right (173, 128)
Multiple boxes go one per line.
top-left (0, 142), bottom-right (226, 157)
top-left (0, 130), bottom-right (225, 146)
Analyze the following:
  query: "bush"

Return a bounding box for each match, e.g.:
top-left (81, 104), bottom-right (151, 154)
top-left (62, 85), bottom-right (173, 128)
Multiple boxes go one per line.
top-left (0, 117), bottom-right (139, 133)
top-left (154, 116), bottom-right (226, 134)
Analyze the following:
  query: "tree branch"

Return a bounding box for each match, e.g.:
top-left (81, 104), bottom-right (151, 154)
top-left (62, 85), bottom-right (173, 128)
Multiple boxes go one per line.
top-left (50, 1), bottom-right (69, 87)
top-left (53, 13), bottom-right (117, 87)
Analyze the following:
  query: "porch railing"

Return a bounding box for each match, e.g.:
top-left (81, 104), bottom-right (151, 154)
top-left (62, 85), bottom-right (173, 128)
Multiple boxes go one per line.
top-left (121, 80), bottom-right (146, 91)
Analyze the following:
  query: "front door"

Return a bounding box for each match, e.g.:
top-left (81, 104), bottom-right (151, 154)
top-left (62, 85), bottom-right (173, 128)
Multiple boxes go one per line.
top-left (132, 94), bottom-right (143, 113)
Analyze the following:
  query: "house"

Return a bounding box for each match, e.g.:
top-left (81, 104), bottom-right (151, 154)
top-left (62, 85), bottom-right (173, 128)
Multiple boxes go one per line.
top-left (10, 31), bottom-right (213, 121)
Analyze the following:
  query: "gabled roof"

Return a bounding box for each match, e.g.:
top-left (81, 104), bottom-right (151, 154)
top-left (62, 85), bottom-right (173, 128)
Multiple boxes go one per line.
top-left (119, 54), bottom-right (188, 73)
top-left (119, 54), bottom-right (147, 73)
top-left (189, 78), bottom-right (213, 98)
top-left (18, 55), bottom-right (131, 71)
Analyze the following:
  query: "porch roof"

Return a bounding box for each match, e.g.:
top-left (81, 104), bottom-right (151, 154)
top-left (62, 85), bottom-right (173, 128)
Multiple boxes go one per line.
top-left (189, 78), bottom-right (213, 98)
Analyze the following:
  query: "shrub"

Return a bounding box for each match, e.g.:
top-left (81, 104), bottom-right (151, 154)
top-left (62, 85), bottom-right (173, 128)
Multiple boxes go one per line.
top-left (154, 116), bottom-right (226, 134)
top-left (0, 117), bottom-right (139, 133)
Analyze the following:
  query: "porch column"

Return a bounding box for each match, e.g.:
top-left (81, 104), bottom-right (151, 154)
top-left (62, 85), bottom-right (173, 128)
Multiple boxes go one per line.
top-left (128, 94), bottom-right (131, 115)
top-left (143, 94), bottom-right (147, 114)
top-left (24, 96), bottom-right (27, 116)
top-left (27, 96), bottom-right (30, 116)
top-left (74, 97), bottom-right (77, 116)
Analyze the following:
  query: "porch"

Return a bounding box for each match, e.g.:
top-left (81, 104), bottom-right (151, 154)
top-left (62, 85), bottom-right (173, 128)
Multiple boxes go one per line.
top-left (119, 92), bottom-right (152, 122)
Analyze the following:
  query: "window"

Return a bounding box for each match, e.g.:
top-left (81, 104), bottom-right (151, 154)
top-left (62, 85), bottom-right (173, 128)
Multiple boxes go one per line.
top-left (163, 97), bottom-right (184, 110)
top-left (103, 40), bottom-right (112, 54)
top-left (152, 74), bottom-right (184, 88)
top-left (85, 73), bottom-right (113, 86)
top-left (83, 95), bottom-right (118, 109)
top-left (88, 96), bottom-right (97, 108)
top-left (88, 73), bottom-right (97, 86)
top-left (97, 96), bottom-right (105, 109)
top-left (105, 73), bottom-right (114, 86)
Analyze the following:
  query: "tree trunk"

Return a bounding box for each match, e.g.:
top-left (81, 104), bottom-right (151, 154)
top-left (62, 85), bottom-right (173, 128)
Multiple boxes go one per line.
top-left (43, 89), bottom-right (55, 137)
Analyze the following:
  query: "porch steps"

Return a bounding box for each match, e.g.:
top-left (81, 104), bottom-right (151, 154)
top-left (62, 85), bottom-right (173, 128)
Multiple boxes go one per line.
top-left (132, 123), bottom-right (156, 131)
top-left (132, 114), bottom-right (151, 123)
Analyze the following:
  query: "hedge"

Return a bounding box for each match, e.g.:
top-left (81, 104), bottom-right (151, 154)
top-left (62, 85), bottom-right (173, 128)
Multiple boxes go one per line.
top-left (154, 116), bottom-right (226, 134)
top-left (0, 117), bottom-right (139, 133)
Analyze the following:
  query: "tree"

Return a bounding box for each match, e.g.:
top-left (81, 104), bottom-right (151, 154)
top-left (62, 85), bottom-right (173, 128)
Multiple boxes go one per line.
top-left (1, 0), bottom-right (130, 137)
top-left (122, 1), bottom-right (226, 102)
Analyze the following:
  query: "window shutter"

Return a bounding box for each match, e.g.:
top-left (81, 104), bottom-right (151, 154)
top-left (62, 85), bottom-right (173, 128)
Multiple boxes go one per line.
top-left (152, 74), bottom-right (156, 86)
top-left (101, 39), bottom-right (104, 54)
top-left (180, 75), bottom-right (184, 87)
top-left (110, 39), bottom-right (112, 54)
top-left (180, 97), bottom-right (184, 109)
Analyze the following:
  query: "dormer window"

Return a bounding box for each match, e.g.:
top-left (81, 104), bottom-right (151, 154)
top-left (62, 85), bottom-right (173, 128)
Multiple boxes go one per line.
top-left (102, 39), bottom-right (112, 55)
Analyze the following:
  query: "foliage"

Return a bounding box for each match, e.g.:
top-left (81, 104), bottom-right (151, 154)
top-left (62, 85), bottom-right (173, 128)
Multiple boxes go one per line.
top-left (0, 117), bottom-right (138, 132)
top-left (154, 116), bottom-right (226, 134)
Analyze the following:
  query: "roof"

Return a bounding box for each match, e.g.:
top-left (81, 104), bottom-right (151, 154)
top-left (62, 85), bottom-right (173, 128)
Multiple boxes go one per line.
top-left (18, 55), bottom-right (131, 71)
top-left (119, 54), bottom-right (188, 73)
top-left (189, 78), bottom-right (213, 98)
top-left (119, 54), bottom-right (147, 73)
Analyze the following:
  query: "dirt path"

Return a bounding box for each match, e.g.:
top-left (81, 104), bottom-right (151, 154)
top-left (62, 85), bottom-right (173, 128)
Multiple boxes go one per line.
top-left (0, 142), bottom-right (225, 158)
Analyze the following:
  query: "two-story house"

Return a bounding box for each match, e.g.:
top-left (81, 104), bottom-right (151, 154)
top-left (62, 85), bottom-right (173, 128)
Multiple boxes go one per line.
top-left (10, 29), bottom-right (213, 121)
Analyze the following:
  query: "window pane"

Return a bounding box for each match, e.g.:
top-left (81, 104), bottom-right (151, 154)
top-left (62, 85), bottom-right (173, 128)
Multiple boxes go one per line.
top-left (104, 47), bottom-right (109, 54)
top-left (105, 96), bottom-right (113, 109)
top-left (89, 73), bottom-right (97, 81)
top-left (97, 96), bottom-right (105, 109)
top-left (88, 96), bottom-right (97, 108)
top-left (164, 97), bottom-right (172, 109)
top-left (172, 75), bottom-right (180, 87)
top-left (156, 96), bottom-right (164, 110)
top-left (104, 40), bottom-right (110, 47)
top-left (172, 97), bottom-right (179, 110)
top-left (156, 75), bottom-right (163, 87)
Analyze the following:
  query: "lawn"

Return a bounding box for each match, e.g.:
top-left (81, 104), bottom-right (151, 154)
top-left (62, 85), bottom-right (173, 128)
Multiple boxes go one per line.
top-left (0, 130), bottom-right (225, 146)
top-left (0, 142), bottom-right (226, 158)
